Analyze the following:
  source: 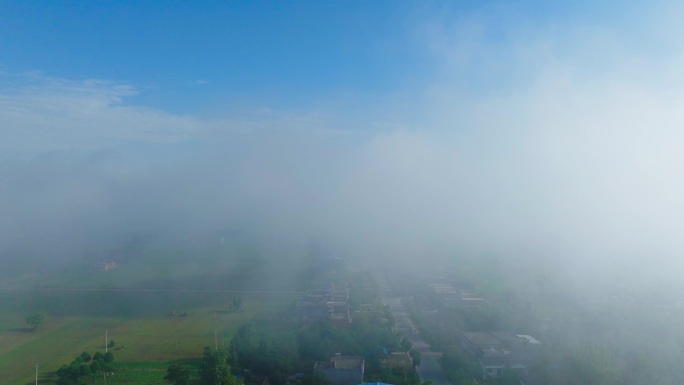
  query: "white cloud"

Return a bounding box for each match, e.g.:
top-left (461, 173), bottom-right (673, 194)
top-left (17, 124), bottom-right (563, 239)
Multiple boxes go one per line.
top-left (0, 74), bottom-right (201, 158)
top-left (4, 2), bottom-right (684, 286)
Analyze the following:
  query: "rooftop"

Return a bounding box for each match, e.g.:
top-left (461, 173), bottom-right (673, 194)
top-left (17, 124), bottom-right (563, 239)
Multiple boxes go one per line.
top-left (331, 355), bottom-right (364, 370)
top-left (463, 332), bottom-right (501, 347)
top-left (516, 334), bottom-right (542, 344)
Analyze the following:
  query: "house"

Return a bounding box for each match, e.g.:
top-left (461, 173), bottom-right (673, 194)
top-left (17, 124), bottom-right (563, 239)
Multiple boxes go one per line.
top-left (314, 354), bottom-right (364, 385)
top-left (428, 284), bottom-right (488, 308)
top-left (456, 290), bottom-right (488, 308)
top-left (429, 283), bottom-right (461, 307)
top-left (297, 284), bottom-right (351, 326)
top-left (461, 332), bottom-right (502, 357)
top-left (461, 331), bottom-right (542, 379)
top-left (380, 352), bottom-right (413, 372)
top-left (478, 347), bottom-right (526, 379)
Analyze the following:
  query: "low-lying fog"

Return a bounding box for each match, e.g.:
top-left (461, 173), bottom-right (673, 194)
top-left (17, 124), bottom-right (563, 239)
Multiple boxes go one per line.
top-left (3, 2), bottom-right (684, 298)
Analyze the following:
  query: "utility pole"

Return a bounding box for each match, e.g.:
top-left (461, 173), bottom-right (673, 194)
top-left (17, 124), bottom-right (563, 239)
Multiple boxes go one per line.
top-left (105, 329), bottom-right (108, 353)
top-left (214, 330), bottom-right (218, 350)
top-left (35, 363), bottom-right (38, 385)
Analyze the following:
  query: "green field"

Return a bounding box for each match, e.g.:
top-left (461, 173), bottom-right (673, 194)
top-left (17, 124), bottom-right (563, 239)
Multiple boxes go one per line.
top-left (0, 244), bottom-right (309, 385)
top-left (81, 368), bottom-right (166, 385)
top-left (0, 291), bottom-right (297, 385)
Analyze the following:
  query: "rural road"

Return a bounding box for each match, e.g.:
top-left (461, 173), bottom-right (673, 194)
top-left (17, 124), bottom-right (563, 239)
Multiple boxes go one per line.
top-left (377, 277), bottom-right (452, 385)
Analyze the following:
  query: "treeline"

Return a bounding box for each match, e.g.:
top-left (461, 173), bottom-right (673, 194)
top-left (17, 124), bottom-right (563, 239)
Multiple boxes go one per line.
top-left (298, 312), bottom-right (398, 362)
top-left (224, 309), bottom-right (402, 385)
top-left (165, 319), bottom-right (400, 385)
top-left (164, 347), bottom-right (242, 385)
top-left (56, 351), bottom-right (114, 385)
top-left (166, 270), bottom-right (415, 385)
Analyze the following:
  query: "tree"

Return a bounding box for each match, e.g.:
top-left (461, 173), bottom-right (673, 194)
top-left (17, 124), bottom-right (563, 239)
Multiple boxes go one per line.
top-left (232, 297), bottom-right (243, 310)
top-left (90, 360), bottom-right (101, 373)
top-left (301, 373), bottom-right (330, 385)
top-left (25, 313), bottom-right (45, 330)
top-left (165, 363), bottom-right (191, 385)
top-left (401, 337), bottom-right (413, 352)
top-left (223, 373), bottom-right (243, 385)
top-left (80, 351), bottom-right (92, 362)
top-left (199, 347), bottom-right (232, 385)
top-left (57, 362), bottom-right (83, 385)
top-left (79, 363), bottom-right (91, 376)
top-left (409, 349), bottom-right (422, 367)
top-left (499, 367), bottom-right (520, 385)
top-left (103, 351), bottom-right (114, 363)
top-left (108, 339), bottom-right (116, 348)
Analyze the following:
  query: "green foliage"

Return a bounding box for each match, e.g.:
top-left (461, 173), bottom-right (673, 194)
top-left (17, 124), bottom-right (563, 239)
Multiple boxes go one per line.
top-left (89, 360), bottom-right (101, 373)
top-left (0, 243), bottom-right (309, 383)
top-left (223, 373), bottom-right (243, 385)
top-left (79, 363), bottom-right (92, 376)
top-left (228, 323), bottom-right (256, 370)
top-left (231, 297), bottom-right (244, 310)
top-left (300, 373), bottom-right (330, 385)
top-left (56, 350), bottom-right (114, 384)
top-left (498, 367), bottom-right (521, 385)
top-left (364, 366), bottom-right (420, 385)
top-left (297, 312), bottom-right (399, 363)
top-left (348, 271), bottom-right (381, 307)
top-left (440, 350), bottom-right (479, 384)
top-left (401, 337), bottom-right (413, 352)
top-left (199, 347), bottom-right (233, 385)
top-left (546, 344), bottom-right (622, 385)
top-left (228, 323), bottom-right (296, 385)
top-left (83, 369), bottom-right (165, 385)
top-left (103, 351), bottom-right (114, 363)
top-left (409, 348), bottom-right (421, 367)
top-left (25, 312), bottom-right (45, 330)
top-left (165, 363), bottom-right (191, 385)
top-left (80, 351), bottom-right (92, 362)
top-left (297, 322), bottom-right (338, 360)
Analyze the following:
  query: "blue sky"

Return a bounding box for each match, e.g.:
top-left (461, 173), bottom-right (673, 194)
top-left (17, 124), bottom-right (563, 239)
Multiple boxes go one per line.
top-left (4, 1), bottom-right (684, 265)
top-left (0, 1), bottom-right (649, 114)
top-left (2, 1), bottom-right (426, 113)
top-left (1, 0), bottom-right (680, 158)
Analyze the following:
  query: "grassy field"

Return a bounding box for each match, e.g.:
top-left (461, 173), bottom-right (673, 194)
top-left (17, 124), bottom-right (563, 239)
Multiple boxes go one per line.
top-left (0, 243), bottom-right (309, 385)
top-left (0, 291), bottom-right (297, 385)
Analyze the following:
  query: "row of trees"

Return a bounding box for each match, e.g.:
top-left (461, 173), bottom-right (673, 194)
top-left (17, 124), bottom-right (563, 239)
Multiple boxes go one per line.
top-left (56, 351), bottom-right (114, 385)
top-left (165, 347), bottom-right (242, 385)
top-left (165, 270), bottom-right (413, 385)
top-left (297, 314), bottom-right (399, 362)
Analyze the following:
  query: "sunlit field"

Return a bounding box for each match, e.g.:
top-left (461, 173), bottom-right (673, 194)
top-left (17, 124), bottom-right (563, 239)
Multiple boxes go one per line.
top-left (0, 292), bottom-right (296, 385)
top-left (0, 246), bottom-right (303, 385)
